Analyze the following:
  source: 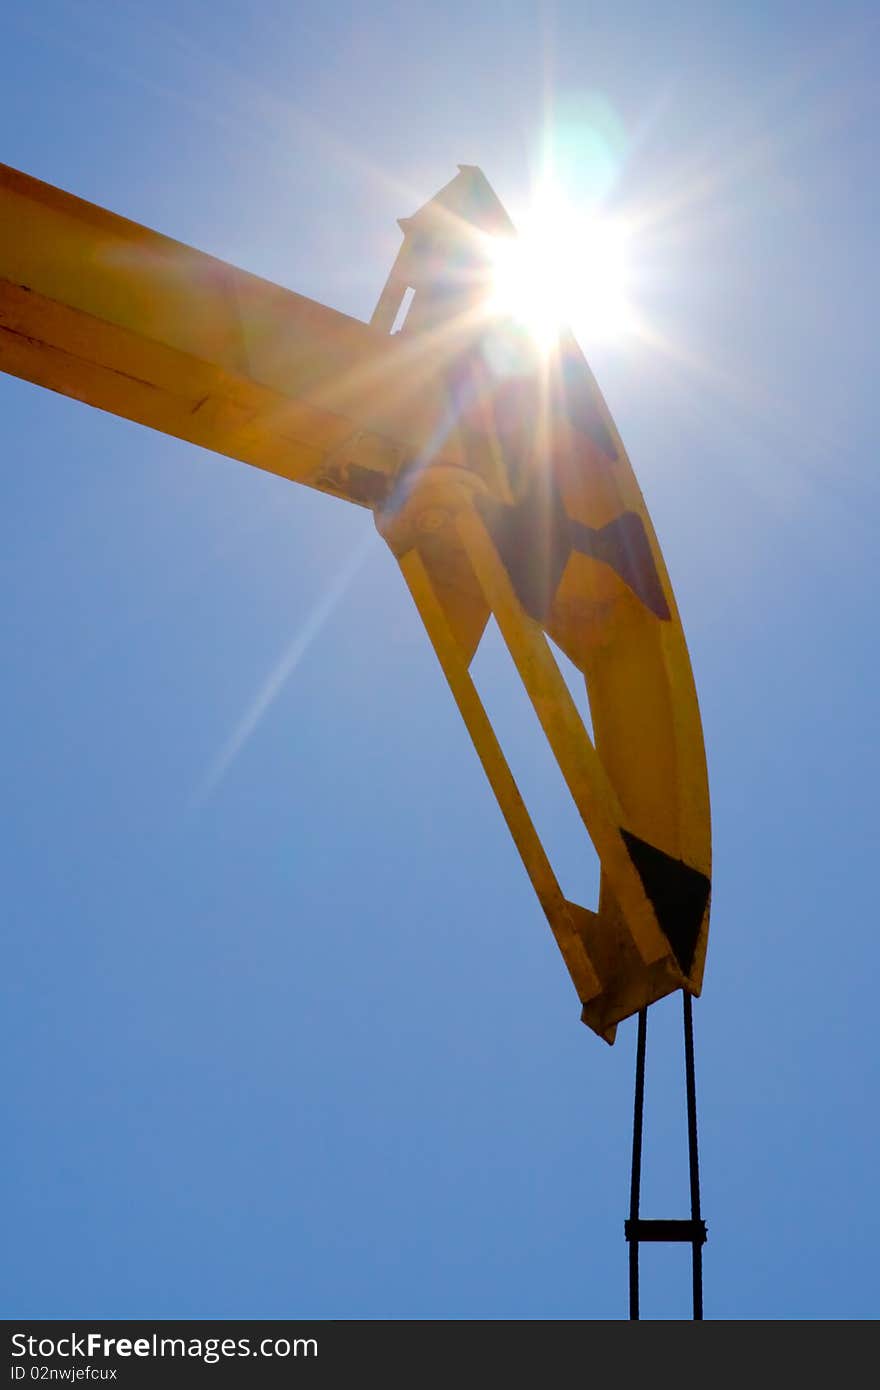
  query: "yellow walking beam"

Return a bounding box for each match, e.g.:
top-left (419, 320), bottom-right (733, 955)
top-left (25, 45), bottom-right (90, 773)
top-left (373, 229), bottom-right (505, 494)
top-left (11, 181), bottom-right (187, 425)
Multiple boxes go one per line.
top-left (0, 161), bottom-right (468, 509)
top-left (0, 160), bottom-right (711, 1042)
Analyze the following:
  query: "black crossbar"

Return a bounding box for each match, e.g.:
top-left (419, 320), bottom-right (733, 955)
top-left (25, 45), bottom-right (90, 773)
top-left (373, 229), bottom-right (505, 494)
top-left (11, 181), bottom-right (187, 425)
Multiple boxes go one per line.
top-left (625, 1218), bottom-right (707, 1245)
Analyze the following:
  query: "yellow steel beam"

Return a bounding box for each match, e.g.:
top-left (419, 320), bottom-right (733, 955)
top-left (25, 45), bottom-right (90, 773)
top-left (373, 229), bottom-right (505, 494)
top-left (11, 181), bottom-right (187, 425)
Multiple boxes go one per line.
top-left (0, 161), bottom-right (467, 509)
top-left (452, 502), bottom-right (670, 969)
top-left (0, 160), bottom-right (711, 1042)
top-left (398, 544), bottom-right (603, 1006)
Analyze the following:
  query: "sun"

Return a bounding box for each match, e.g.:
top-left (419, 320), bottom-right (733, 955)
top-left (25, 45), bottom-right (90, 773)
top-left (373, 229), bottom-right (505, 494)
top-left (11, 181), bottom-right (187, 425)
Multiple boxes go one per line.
top-left (486, 199), bottom-right (635, 351)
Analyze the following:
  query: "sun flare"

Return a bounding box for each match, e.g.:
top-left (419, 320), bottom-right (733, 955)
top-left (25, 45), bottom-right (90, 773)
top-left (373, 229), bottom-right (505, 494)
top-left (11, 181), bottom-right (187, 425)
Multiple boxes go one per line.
top-left (486, 201), bottom-right (635, 351)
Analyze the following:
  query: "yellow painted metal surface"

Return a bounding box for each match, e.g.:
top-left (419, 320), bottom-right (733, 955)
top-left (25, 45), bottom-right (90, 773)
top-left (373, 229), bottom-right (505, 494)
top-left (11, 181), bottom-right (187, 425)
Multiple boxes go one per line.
top-left (0, 161), bottom-right (710, 1041)
top-left (0, 162), bottom-right (468, 508)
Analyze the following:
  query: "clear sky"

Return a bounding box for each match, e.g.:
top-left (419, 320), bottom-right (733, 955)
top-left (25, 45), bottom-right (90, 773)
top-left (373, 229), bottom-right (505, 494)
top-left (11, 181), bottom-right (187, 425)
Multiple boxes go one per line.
top-left (3, 0), bottom-right (878, 1320)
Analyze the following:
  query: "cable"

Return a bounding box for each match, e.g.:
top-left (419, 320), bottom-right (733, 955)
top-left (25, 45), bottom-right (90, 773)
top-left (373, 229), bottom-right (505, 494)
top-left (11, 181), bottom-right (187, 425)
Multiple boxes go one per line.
top-left (683, 991), bottom-right (704, 1320)
top-left (628, 1008), bottom-right (648, 1320)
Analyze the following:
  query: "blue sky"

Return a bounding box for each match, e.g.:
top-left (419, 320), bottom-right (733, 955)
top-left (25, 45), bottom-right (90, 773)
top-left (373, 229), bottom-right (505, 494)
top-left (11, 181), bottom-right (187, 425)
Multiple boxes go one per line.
top-left (3, 0), bottom-right (878, 1319)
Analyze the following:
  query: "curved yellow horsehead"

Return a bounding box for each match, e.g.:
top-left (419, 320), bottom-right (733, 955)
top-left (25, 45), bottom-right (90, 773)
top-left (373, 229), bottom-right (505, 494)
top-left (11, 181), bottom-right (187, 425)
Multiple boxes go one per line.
top-left (372, 168), bottom-right (711, 1042)
top-left (0, 161), bottom-right (709, 1042)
